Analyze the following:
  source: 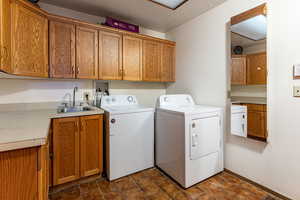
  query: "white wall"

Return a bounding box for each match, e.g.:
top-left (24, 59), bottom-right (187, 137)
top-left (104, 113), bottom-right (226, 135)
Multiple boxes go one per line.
top-left (39, 3), bottom-right (167, 39)
top-left (243, 42), bottom-right (266, 54)
top-left (0, 78), bottom-right (95, 104)
top-left (231, 85), bottom-right (267, 98)
top-left (108, 81), bottom-right (166, 107)
top-left (167, 0), bottom-right (300, 199)
top-left (0, 3), bottom-right (167, 106)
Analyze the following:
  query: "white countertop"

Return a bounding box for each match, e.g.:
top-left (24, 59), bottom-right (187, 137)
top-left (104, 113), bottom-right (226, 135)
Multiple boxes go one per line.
top-left (0, 107), bottom-right (104, 152)
top-left (231, 96), bottom-right (267, 105)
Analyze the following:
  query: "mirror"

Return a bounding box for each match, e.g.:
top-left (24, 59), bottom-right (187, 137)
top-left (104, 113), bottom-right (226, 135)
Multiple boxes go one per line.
top-left (229, 4), bottom-right (268, 142)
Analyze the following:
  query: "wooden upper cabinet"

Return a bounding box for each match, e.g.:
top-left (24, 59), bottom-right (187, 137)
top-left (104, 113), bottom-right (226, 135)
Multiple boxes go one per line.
top-left (53, 117), bottom-right (80, 185)
top-left (0, 0), bottom-right (12, 73)
top-left (247, 52), bottom-right (267, 85)
top-left (49, 20), bottom-right (75, 78)
top-left (76, 26), bottom-right (98, 79)
top-left (161, 43), bottom-right (175, 82)
top-left (11, 0), bottom-right (48, 77)
top-left (231, 55), bottom-right (247, 85)
top-left (99, 31), bottom-right (122, 80)
top-left (142, 40), bottom-right (161, 82)
top-left (80, 115), bottom-right (103, 177)
top-left (122, 35), bottom-right (142, 81)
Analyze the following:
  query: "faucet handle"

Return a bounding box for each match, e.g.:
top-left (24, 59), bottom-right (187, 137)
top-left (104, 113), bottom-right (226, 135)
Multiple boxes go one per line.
top-left (61, 102), bottom-right (68, 107)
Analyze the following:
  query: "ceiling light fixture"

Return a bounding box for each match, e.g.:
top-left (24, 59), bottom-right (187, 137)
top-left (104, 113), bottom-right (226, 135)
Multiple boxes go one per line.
top-left (148, 0), bottom-right (189, 10)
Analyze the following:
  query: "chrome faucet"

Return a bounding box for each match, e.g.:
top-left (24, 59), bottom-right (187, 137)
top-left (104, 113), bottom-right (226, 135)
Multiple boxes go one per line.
top-left (73, 86), bottom-right (78, 107)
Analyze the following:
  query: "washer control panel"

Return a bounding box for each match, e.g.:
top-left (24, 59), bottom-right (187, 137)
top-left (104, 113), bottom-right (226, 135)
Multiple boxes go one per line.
top-left (101, 95), bottom-right (138, 107)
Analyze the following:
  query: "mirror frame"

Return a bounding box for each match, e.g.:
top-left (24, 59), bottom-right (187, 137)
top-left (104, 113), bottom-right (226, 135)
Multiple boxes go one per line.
top-left (231, 3), bottom-right (267, 26)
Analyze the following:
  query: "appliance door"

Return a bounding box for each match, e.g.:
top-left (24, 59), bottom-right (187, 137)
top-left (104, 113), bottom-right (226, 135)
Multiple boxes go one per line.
top-left (231, 111), bottom-right (247, 137)
top-left (190, 115), bottom-right (221, 160)
top-left (109, 111), bottom-right (154, 180)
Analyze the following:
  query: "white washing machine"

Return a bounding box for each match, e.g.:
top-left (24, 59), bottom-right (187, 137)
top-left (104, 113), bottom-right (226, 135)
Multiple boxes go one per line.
top-left (231, 105), bottom-right (247, 137)
top-left (156, 94), bottom-right (224, 188)
top-left (101, 95), bottom-right (154, 180)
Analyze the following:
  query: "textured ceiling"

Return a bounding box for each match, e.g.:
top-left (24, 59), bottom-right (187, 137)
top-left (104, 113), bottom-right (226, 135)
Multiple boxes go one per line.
top-left (231, 32), bottom-right (266, 48)
top-left (40, 0), bottom-right (227, 32)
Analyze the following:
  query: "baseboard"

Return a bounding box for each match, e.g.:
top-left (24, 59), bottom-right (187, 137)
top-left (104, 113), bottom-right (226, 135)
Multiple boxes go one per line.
top-left (224, 169), bottom-right (292, 200)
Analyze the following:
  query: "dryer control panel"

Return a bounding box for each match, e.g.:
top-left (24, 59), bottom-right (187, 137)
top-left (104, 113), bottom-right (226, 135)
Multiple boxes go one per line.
top-left (158, 95), bottom-right (195, 107)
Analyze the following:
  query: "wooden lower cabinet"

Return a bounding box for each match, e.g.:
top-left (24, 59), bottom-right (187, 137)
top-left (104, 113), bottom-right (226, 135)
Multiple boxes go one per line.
top-left (0, 144), bottom-right (49, 200)
top-left (244, 104), bottom-right (267, 141)
top-left (80, 115), bottom-right (103, 177)
top-left (52, 117), bottom-right (80, 185)
top-left (52, 115), bottom-right (103, 186)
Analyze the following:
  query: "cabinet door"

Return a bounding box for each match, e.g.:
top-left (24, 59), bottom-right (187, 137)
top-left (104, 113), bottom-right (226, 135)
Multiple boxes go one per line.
top-left (53, 117), bottom-right (80, 185)
top-left (0, 148), bottom-right (38, 200)
top-left (161, 43), bottom-right (175, 82)
top-left (80, 115), bottom-right (103, 177)
top-left (0, 0), bottom-right (12, 73)
top-left (49, 21), bottom-right (75, 78)
top-left (142, 40), bottom-right (161, 82)
top-left (11, 1), bottom-right (48, 77)
top-left (38, 141), bottom-right (50, 200)
top-left (123, 35), bottom-right (142, 81)
top-left (76, 26), bottom-right (98, 79)
top-left (231, 55), bottom-right (247, 85)
top-left (247, 52), bottom-right (267, 85)
top-left (99, 31), bottom-right (122, 80)
top-left (247, 104), bottom-right (267, 140)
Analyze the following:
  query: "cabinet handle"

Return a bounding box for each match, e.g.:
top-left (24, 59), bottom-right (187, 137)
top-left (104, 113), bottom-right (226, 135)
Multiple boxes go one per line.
top-left (76, 121), bottom-right (79, 131)
top-left (0, 46), bottom-right (8, 63)
top-left (32, 64), bottom-right (36, 72)
top-left (72, 66), bottom-right (75, 74)
top-left (81, 121), bottom-right (85, 132)
top-left (77, 67), bottom-right (80, 74)
top-left (257, 67), bottom-right (262, 71)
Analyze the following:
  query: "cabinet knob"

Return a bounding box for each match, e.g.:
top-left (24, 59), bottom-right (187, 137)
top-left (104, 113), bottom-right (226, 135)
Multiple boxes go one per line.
top-left (257, 67), bottom-right (262, 71)
top-left (119, 68), bottom-right (123, 76)
top-left (111, 119), bottom-right (116, 124)
top-left (192, 123), bottom-right (196, 128)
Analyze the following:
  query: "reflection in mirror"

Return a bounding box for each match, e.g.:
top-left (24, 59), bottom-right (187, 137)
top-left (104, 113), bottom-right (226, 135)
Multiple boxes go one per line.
top-left (229, 4), bottom-right (268, 142)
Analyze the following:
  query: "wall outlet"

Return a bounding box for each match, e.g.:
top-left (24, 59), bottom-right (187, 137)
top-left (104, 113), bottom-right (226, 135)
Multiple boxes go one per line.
top-left (293, 86), bottom-right (300, 97)
top-left (83, 92), bottom-right (91, 101)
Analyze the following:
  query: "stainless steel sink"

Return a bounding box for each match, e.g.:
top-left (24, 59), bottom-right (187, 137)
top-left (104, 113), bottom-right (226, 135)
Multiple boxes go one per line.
top-left (57, 106), bottom-right (93, 114)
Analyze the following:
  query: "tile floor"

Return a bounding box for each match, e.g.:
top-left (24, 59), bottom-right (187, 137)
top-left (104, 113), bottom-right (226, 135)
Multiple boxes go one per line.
top-left (49, 168), bottom-right (281, 200)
